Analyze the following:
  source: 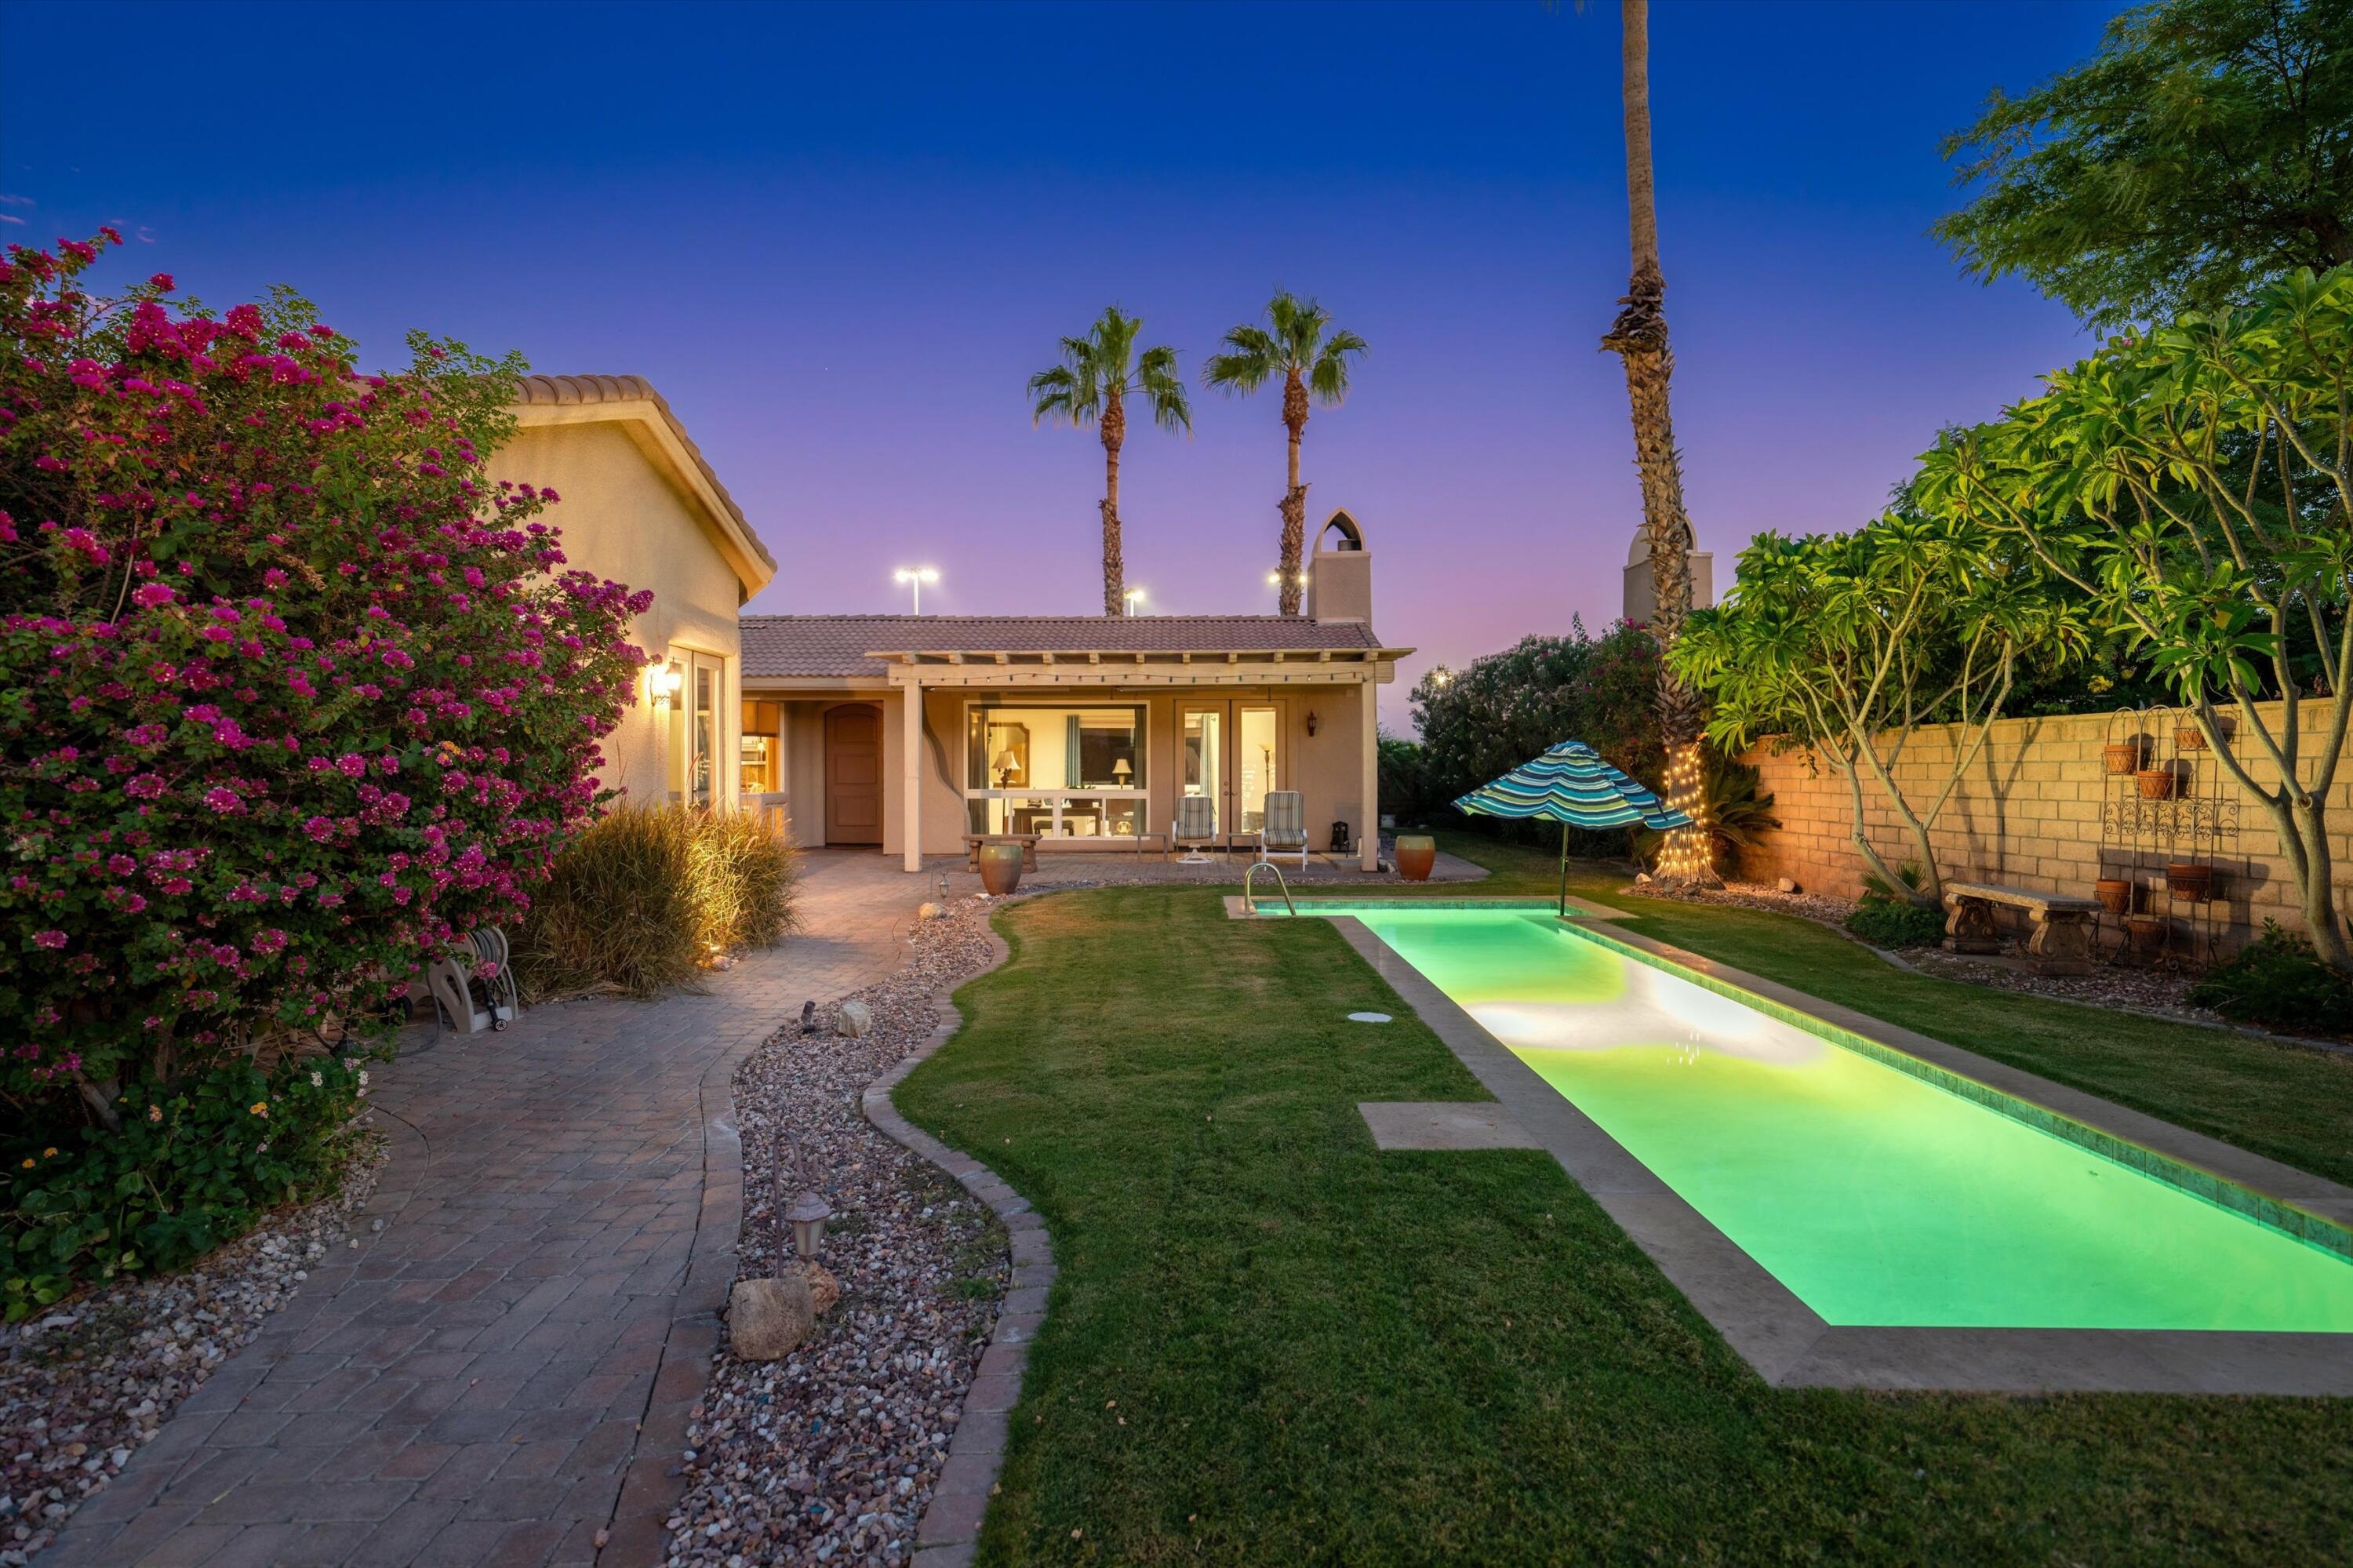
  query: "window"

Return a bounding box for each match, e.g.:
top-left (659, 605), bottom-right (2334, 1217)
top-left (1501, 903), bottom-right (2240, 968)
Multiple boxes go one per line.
top-left (964, 704), bottom-right (1146, 839)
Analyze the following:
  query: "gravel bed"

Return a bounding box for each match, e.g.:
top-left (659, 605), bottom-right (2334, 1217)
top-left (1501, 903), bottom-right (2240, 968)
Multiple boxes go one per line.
top-left (0, 1142), bottom-right (384, 1565)
top-left (1624, 875), bottom-right (1859, 928)
top-left (1904, 945), bottom-right (2232, 1021)
top-left (667, 897), bottom-right (1010, 1568)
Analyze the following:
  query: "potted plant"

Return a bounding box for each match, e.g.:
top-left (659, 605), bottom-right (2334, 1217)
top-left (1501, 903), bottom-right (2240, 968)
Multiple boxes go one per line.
top-left (1395, 834), bottom-right (1437, 882)
top-left (2093, 877), bottom-right (2133, 915)
top-left (976, 841), bottom-right (1024, 897)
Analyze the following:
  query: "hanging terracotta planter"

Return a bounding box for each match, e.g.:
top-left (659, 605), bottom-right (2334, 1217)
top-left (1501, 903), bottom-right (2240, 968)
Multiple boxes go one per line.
top-left (2101, 741), bottom-right (2142, 774)
top-left (2136, 767), bottom-right (2178, 800)
top-left (2166, 863), bottom-right (2214, 902)
top-left (2124, 913), bottom-right (2168, 954)
top-left (2093, 878), bottom-right (2133, 915)
top-left (2174, 725), bottom-right (2206, 751)
top-left (976, 842), bottom-right (1024, 897)
top-left (1393, 835), bottom-right (1437, 882)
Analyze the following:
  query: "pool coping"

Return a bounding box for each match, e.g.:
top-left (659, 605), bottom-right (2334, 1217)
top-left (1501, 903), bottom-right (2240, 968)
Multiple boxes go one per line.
top-left (1226, 893), bottom-right (2353, 1395)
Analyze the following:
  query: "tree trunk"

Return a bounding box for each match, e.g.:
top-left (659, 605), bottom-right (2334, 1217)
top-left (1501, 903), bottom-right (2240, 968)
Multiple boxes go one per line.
top-left (1101, 387), bottom-right (1126, 616)
top-left (1605, 0), bottom-right (1710, 877)
top-left (1279, 370), bottom-right (1310, 616)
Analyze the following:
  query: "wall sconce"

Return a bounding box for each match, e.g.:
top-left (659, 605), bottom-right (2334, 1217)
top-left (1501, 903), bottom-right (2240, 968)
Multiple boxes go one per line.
top-left (649, 660), bottom-right (684, 708)
top-left (784, 1191), bottom-right (831, 1260)
top-left (1305, 710), bottom-right (1319, 737)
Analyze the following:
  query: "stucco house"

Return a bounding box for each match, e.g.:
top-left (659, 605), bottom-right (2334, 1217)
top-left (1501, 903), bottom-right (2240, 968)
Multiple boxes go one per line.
top-left (496, 379), bottom-right (1406, 871)
top-left (488, 375), bottom-right (776, 808)
top-left (740, 513), bottom-right (1411, 871)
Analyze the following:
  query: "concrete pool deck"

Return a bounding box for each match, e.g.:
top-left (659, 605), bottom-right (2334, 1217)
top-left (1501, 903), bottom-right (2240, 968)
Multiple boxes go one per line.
top-left (1230, 893), bottom-right (2353, 1396)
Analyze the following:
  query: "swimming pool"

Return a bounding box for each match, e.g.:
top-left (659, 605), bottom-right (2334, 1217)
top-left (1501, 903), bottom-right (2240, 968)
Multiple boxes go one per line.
top-left (1287, 902), bottom-right (2353, 1333)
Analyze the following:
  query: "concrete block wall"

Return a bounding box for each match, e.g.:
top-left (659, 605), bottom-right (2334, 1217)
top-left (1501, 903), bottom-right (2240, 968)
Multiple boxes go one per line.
top-left (1738, 699), bottom-right (2352, 955)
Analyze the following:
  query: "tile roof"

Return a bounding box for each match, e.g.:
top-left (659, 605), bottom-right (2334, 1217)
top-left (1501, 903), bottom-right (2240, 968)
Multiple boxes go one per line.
top-left (741, 615), bottom-right (1395, 678)
top-left (512, 375), bottom-right (776, 577)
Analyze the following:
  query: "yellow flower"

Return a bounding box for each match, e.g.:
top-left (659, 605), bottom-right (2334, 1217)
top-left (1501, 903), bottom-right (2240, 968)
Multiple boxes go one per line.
top-left (249, 1101), bottom-right (269, 1117)
top-left (42, 1147), bottom-right (56, 1158)
top-left (17, 1159), bottom-right (30, 1170)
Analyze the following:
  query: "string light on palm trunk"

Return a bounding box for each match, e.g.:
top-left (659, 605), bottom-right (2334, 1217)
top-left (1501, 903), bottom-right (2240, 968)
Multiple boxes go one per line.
top-left (1656, 740), bottom-right (1714, 882)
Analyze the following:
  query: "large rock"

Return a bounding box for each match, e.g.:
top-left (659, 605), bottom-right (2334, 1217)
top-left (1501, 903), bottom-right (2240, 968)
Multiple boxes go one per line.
top-left (728, 1275), bottom-right (815, 1360)
top-left (835, 1000), bottom-right (874, 1038)
top-left (799, 1261), bottom-right (842, 1316)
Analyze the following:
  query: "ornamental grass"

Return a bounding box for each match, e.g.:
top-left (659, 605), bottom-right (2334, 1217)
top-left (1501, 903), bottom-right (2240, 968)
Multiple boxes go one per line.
top-left (510, 803), bottom-right (799, 1002)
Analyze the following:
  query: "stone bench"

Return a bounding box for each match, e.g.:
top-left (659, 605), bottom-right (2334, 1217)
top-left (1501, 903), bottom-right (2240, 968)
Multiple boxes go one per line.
top-left (1941, 881), bottom-right (2103, 974)
top-left (962, 832), bottom-right (1042, 871)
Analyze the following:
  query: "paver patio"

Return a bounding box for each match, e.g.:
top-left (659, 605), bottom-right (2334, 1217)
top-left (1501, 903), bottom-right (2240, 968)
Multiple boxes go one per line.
top-left (48, 852), bottom-right (938, 1568)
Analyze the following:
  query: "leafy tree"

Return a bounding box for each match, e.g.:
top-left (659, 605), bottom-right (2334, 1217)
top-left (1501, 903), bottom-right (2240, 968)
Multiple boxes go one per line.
top-left (1671, 520), bottom-right (2088, 907)
top-left (1027, 307), bottom-right (1191, 616)
top-left (1601, 0), bottom-right (1711, 876)
top-left (1936, 0), bottom-right (2353, 328)
top-left (1411, 619), bottom-right (1664, 853)
top-left (1917, 266), bottom-right (2353, 970)
top-left (1202, 291), bottom-right (1367, 615)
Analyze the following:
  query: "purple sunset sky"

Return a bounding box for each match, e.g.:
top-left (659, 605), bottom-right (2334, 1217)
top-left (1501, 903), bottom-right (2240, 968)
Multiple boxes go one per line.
top-left (0, 0), bottom-right (2122, 728)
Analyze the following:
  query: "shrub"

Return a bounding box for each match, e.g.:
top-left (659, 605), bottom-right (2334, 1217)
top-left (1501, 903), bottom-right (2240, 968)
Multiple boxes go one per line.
top-left (509, 804), bottom-right (799, 1002)
top-left (0, 232), bottom-right (646, 1303)
top-left (1410, 617), bottom-right (1663, 853)
top-left (3, 1051), bottom-right (368, 1319)
top-left (1846, 897), bottom-right (1947, 950)
top-left (2188, 922), bottom-right (2353, 1036)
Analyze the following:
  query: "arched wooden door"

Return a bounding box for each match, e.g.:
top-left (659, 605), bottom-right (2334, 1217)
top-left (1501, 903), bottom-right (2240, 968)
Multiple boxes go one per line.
top-left (824, 704), bottom-right (883, 846)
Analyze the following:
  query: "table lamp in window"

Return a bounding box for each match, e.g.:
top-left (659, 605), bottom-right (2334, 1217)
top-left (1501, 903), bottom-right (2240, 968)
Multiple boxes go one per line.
top-left (994, 748), bottom-right (1022, 788)
top-left (1112, 758), bottom-right (1132, 786)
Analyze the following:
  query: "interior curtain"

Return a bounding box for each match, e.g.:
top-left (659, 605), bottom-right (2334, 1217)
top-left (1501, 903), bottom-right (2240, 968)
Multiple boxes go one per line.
top-left (1065, 715), bottom-right (1082, 788)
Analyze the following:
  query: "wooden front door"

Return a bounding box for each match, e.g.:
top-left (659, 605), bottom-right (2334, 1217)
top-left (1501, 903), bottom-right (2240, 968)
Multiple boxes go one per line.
top-left (824, 704), bottom-right (883, 845)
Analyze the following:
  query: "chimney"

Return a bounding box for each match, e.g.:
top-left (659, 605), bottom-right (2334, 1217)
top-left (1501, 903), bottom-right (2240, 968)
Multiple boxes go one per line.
top-left (1306, 509), bottom-right (1372, 624)
top-left (1621, 527), bottom-right (1713, 626)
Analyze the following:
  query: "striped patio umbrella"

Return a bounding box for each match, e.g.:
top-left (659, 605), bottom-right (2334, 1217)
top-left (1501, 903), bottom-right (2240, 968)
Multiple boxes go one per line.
top-left (1453, 740), bottom-right (1692, 914)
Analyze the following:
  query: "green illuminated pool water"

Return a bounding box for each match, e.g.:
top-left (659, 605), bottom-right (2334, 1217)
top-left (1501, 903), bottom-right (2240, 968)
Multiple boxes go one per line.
top-left (1299, 904), bottom-right (2353, 1331)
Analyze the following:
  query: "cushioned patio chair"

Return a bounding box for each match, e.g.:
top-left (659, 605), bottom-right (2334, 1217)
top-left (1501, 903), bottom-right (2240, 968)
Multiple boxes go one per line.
top-left (1253, 789), bottom-right (1308, 868)
top-left (1169, 793), bottom-right (1224, 862)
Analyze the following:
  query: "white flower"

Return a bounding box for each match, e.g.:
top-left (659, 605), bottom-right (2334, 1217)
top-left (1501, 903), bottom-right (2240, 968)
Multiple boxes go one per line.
top-left (357, 1070), bottom-right (369, 1086)
top-left (310, 1071), bottom-right (323, 1087)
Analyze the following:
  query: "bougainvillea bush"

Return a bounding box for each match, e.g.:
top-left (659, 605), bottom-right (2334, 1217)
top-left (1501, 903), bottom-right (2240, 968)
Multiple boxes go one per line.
top-left (0, 231), bottom-right (649, 1308)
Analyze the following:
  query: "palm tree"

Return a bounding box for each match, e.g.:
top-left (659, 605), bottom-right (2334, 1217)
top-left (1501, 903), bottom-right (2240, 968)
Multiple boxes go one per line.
top-left (1202, 292), bottom-right (1367, 616)
top-left (1599, 0), bottom-right (1711, 881)
top-left (1028, 307), bottom-right (1191, 616)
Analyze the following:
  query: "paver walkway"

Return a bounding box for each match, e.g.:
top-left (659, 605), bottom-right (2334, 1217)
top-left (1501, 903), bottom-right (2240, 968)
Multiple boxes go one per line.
top-left (50, 852), bottom-right (939, 1568)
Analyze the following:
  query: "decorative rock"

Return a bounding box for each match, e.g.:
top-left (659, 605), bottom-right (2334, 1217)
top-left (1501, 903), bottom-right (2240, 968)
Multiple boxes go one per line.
top-left (726, 1275), bottom-right (816, 1360)
top-left (798, 1261), bottom-right (842, 1316)
top-left (835, 999), bottom-right (874, 1038)
top-left (917, 901), bottom-right (944, 920)
top-left (1777, 877), bottom-right (1799, 893)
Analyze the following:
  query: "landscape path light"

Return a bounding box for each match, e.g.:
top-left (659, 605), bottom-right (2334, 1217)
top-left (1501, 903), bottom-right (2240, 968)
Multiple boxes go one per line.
top-left (784, 1191), bottom-right (831, 1261)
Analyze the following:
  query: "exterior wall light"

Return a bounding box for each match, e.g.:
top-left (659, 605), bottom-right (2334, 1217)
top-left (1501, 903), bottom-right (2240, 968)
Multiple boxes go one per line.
top-left (1305, 710), bottom-right (1319, 737)
top-left (649, 660), bottom-right (684, 707)
top-left (784, 1191), bottom-right (831, 1260)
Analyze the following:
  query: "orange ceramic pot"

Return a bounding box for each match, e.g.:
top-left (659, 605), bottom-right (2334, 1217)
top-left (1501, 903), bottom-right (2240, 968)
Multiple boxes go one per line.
top-left (1394, 835), bottom-right (1436, 882)
top-left (2094, 879), bottom-right (2133, 915)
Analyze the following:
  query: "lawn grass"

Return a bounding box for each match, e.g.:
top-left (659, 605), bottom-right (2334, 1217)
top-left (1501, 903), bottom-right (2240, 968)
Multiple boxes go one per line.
top-left (896, 886), bottom-right (2352, 1566)
top-left (1374, 833), bottom-right (2353, 1189)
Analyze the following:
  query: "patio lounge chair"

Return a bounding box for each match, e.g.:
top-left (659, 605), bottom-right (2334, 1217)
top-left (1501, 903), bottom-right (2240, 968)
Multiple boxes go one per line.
top-left (1169, 793), bottom-right (1224, 862)
top-left (1253, 789), bottom-right (1308, 868)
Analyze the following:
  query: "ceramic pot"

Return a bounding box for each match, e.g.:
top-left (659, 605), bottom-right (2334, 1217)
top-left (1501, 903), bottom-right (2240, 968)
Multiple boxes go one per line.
top-left (2166, 863), bottom-right (2213, 902)
top-left (1394, 835), bottom-right (1436, 882)
top-left (976, 842), bottom-right (1024, 897)
top-left (2137, 767), bottom-right (2178, 800)
top-left (2175, 725), bottom-right (2206, 751)
top-left (2124, 913), bottom-right (2167, 953)
top-left (2093, 878), bottom-right (2133, 915)
top-left (2101, 742), bottom-right (2141, 774)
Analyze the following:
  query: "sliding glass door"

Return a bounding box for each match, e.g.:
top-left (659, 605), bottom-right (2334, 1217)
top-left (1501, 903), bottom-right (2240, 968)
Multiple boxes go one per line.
top-left (1179, 700), bottom-right (1282, 846)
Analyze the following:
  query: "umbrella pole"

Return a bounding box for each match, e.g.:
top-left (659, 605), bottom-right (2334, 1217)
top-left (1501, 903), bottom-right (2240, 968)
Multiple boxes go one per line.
top-left (1557, 820), bottom-right (1569, 919)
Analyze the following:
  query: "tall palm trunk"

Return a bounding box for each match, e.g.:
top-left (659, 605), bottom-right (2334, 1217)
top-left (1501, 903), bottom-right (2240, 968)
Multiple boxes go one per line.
top-left (1100, 387), bottom-right (1126, 615)
top-left (1278, 369), bottom-right (1310, 615)
top-left (1603, 0), bottom-right (1711, 879)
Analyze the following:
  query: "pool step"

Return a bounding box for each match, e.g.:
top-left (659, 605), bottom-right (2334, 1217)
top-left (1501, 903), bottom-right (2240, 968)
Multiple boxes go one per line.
top-left (1359, 1101), bottom-right (1538, 1151)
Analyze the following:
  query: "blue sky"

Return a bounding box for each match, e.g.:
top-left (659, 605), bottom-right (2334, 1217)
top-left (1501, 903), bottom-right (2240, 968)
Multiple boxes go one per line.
top-left (0, 0), bottom-right (2125, 726)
